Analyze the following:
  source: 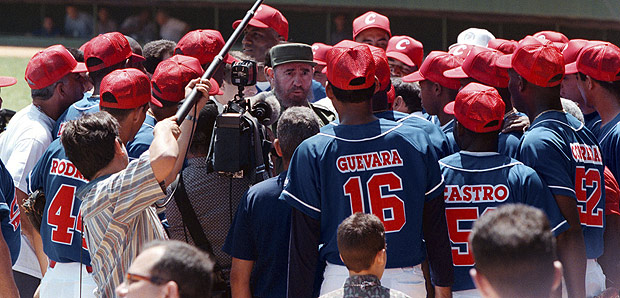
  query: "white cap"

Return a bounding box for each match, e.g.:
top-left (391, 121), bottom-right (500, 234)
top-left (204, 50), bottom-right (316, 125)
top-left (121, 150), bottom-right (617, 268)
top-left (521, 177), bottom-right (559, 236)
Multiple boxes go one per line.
top-left (457, 28), bottom-right (496, 47)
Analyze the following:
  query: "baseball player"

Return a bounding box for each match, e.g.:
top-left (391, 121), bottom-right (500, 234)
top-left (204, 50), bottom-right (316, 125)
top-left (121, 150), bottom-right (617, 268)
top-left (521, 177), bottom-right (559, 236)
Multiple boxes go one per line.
top-left (282, 45), bottom-right (453, 298)
top-left (52, 32), bottom-right (145, 139)
top-left (497, 36), bottom-right (606, 298)
top-left (439, 82), bottom-right (568, 296)
top-left (352, 11), bottom-right (391, 50)
top-left (386, 35), bottom-right (424, 77)
top-left (443, 46), bottom-right (522, 158)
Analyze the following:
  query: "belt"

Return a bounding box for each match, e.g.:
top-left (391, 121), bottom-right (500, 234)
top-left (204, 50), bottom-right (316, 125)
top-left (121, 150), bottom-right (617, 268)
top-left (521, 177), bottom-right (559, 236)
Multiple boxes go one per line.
top-left (49, 260), bottom-right (93, 274)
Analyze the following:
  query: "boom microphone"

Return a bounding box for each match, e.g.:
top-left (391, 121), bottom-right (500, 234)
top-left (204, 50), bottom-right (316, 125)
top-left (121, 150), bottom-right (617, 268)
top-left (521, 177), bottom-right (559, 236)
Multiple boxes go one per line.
top-left (249, 92), bottom-right (281, 126)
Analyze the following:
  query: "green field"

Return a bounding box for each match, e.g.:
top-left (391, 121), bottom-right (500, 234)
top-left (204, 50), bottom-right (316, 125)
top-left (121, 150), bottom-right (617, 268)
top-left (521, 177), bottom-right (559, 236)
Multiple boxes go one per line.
top-left (1, 56), bottom-right (33, 112)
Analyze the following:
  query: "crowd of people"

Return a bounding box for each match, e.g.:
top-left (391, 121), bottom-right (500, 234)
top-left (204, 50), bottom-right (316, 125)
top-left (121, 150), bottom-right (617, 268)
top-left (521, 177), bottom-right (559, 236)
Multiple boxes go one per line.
top-left (0, 3), bottom-right (620, 298)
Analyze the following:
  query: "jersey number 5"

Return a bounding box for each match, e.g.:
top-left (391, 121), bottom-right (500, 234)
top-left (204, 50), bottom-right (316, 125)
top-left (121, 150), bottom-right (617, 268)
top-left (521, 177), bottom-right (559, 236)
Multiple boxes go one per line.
top-left (445, 207), bottom-right (496, 266)
top-left (344, 172), bottom-right (406, 233)
top-left (47, 184), bottom-right (87, 249)
top-left (575, 166), bottom-right (604, 227)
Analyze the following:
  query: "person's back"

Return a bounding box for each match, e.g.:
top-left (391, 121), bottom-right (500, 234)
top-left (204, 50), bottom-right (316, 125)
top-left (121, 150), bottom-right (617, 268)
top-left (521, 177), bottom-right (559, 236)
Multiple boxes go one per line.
top-left (320, 213), bottom-right (410, 298)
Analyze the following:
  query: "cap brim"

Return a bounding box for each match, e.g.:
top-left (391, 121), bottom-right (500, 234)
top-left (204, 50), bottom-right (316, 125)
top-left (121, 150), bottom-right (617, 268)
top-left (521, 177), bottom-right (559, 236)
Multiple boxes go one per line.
top-left (386, 52), bottom-right (416, 67)
top-left (402, 71), bottom-right (425, 83)
top-left (0, 76), bottom-right (17, 87)
top-left (150, 95), bottom-right (164, 108)
top-left (71, 62), bottom-right (88, 73)
top-left (443, 101), bottom-right (456, 115)
top-left (565, 62), bottom-right (578, 75)
top-left (272, 60), bottom-right (317, 68)
top-left (233, 19), bottom-right (270, 30)
top-left (495, 54), bottom-right (513, 68)
top-left (131, 53), bottom-right (146, 63)
top-left (209, 78), bottom-right (223, 96)
top-left (443, 67), bottom-right (469, 79)
top-left (353, 24), bottom-right (391, 39)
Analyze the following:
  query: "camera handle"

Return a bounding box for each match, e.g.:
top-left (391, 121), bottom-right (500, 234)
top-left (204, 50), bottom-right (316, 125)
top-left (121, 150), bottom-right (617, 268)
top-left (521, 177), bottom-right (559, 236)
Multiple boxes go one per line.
top-left (175, 0), bottom-right (264, 125)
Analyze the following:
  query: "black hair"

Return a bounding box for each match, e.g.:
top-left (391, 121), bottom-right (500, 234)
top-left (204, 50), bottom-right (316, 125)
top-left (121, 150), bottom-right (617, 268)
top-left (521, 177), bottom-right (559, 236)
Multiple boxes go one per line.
top-left (329, 81), bottom-right (376, 103)
top-left (392, 78), bottom-right (422, 112)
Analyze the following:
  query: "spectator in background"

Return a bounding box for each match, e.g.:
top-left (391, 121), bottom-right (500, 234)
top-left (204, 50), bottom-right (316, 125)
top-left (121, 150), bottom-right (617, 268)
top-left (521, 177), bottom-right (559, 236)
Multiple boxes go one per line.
top-left (224, 107), bottom-right (320, 298)
top-left (116, 240), bottom-right (215, 298)
top-left (330, 14), bottom-right (349, 45)
top-left (156, 9), bottom-right (190, 42)
top-left (320, 213), bottom-right (410, 298)
top-left (64, 5), bottom-right (93, 38)
top-left (33, 16), bottom-right (60, 37)
top-left (96, 7), bottom-right (117, 34)
top-left (143, 39), bottom-right (176, 76)
top-left (469, 204), bottom-right (563, 298)
top-left (121, 9), bottom-right (158, 44)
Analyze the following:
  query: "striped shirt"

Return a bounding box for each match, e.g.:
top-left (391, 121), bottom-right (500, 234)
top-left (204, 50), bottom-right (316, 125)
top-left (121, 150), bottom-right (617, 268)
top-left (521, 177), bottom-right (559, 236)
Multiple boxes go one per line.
top-left (77, 152), bottom-right (168, 297)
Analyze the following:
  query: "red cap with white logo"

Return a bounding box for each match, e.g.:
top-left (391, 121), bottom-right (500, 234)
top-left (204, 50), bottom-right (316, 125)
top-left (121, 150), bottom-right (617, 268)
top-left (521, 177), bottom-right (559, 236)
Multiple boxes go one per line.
top-left (352, 11), bottom-right (391, 40)
top-left (386, 36), bottom-right (424, 68)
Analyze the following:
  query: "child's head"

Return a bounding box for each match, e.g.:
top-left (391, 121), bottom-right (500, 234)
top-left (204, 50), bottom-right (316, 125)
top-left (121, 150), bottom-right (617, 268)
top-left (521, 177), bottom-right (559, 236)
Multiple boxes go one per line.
top-left (337, 213), bottom-right (387, 277)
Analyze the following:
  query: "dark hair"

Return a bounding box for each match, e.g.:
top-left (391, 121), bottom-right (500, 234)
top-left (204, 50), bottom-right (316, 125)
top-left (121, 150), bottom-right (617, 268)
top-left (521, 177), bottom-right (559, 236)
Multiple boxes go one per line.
top-left (337, 213), bottom-right (386, 272)
top-left (143, 40), bottom-right (177, 74)
top-left (578, 72), bottom-right (620, 99)
top-left (66, 47), bottom-right (84, 62)
top-left (470, 204), bottom-right (557, 298)
top-left (31, 74), bottom-right (72, 100)
top-left (329, 82), bottom-right (376, 103)
top-left (392, 78), bottom-right (422, 112)
top-left (87, 58), bottom-right (125, 85)
top-left (276, 107), bottom-right (320, 160)
top-left (61, 111), bottom-right (120, 180)
top-left (144, 240), bottom-right (215, 298)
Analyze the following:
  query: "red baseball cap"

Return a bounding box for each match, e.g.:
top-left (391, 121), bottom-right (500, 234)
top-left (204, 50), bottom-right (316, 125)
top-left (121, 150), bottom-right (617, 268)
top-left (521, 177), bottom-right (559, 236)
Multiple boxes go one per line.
top-left (0, 76), bottom-right (17, 87)
top-left (25, 45), bottom-right (87, 90)
top-left (233, 4), bottom-right (288, 40)
top-left (444, 47), bottom-right (509, 88)
top-left (563, 40), bottom-right (604, 75)
top-left (448, 43), bottom-right (476, 60)
top-left (569, 42), bottom-right (620, 82)
top-left (312, 43), bottom-right (332, 66)
top-left (403, 51), bottom-right (463, 90)
top-left (83, 32), bottom-right (145, 72)
top-left (496, 36), bottom-right (565, 87)
top-left (533, 31), bottom-right (569, 50)
top-left (175, 29), bottom-right (237, 65)
top-left (444, 82), bottom-right (505, 133)
top-left (100, 68), bottom-right (153, 110)
top-left (352, 11), bottom-right (391, 40)
top-left (326, 45), bottom-right (376, 91)
top-left (487, 38), bottom-right (518, 54)
top-left (386, 36), bottom-right (424, 68)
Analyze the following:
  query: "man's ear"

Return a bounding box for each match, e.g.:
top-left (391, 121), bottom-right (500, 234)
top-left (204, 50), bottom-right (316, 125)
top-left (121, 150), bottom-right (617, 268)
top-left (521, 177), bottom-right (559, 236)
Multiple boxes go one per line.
top-left (273, 138), bottom-right (283, 157)
top-left (325, 82), bottom-right (335, 100)
top-left (585, 75), bottom-right (595, 91)
top-left (393, 96), bottom-right (404, 110)
top-left (374, 77), bottom-right (381, 94)
top-left (376, 248), bottom-right (387, 267)
top-left (162, 280), bottom-right (180, 298)
top-left (517, 74), bottom-right (526, 93)
top-left (470, 268), bottom-right (495, 298)
top-left (551, 261), bottom-right (563, 292)
top-left (433, 82), bottom-right (442, 96)
top-left (266, 67), bottom-right (275, 81)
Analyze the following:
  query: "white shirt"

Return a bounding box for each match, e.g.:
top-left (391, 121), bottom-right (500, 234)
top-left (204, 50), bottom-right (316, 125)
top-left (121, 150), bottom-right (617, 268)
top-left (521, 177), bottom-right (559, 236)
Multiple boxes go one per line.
top-left (0, 104), bottom-right (54, 278)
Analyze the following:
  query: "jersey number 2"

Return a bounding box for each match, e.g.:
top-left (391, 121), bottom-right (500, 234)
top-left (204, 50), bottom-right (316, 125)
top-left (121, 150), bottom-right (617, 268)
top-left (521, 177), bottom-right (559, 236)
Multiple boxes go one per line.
top-left (344, 172), bottom-right (406, 233)
top-left (575, 167), bottom-right (603, 227)
top-left (47, 184), bottom-right (87, 249)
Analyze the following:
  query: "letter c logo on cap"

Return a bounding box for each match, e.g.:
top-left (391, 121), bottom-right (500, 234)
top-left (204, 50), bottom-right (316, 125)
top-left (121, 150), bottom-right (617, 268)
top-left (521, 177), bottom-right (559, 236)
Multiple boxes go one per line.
top-left (396, 39), bottom-right (410, 50)
top-left (451, 44), bottom-right (467, 56)
top-left (312, 45), bottom-right (319, 54)
top-left (365, 13), bottom-right (377, 25)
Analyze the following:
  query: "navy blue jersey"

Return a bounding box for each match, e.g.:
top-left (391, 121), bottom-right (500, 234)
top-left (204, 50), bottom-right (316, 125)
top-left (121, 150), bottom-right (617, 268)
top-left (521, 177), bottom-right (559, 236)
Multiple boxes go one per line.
top-left (498, 131), bottom-right (521, 158)
top-left (440, 151), bottom-right (568, 291)
top-left (223, 171), bottom-right (290, 298)
top-left (585, 112), bottom-right (602, 138)
top-left (375, 110), bottom-right (452, 158)
top-left (126, 114), bottom-right (156, 160)
top-left (597, 113), bottom-right (620, 183)
top-left (27, 139), bottom-right (90, 265)
top-left (52, 93), bottom-right (99, 139)
top-left (281, 118), bottom-right (445, 268)
top-left (0, 160), bottom-right (20, 265)
top-left (517, 111), bottom-right (605, 259)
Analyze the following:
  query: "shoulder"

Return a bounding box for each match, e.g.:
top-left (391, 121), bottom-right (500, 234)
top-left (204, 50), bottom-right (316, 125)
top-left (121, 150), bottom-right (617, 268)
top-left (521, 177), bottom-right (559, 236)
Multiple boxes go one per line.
top-left (319, 288), bottom-right (344, 298)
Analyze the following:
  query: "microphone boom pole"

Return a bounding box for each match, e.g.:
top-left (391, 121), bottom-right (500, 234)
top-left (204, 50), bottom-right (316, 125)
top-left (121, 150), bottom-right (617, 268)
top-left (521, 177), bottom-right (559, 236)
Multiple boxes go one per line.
top-left (175, 0), bottom-right (265, 125)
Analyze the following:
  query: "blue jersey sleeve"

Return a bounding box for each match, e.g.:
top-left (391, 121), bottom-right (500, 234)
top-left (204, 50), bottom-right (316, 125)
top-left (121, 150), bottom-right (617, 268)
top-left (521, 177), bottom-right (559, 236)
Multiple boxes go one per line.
top-left (511, 166), bottom-right (569, 236)
top-left (518, 133), bottom-right (576, 199)
top-left (223, 190), bottom-right (256, 261)
top-left (280, 140), bottom-right (322, 220)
